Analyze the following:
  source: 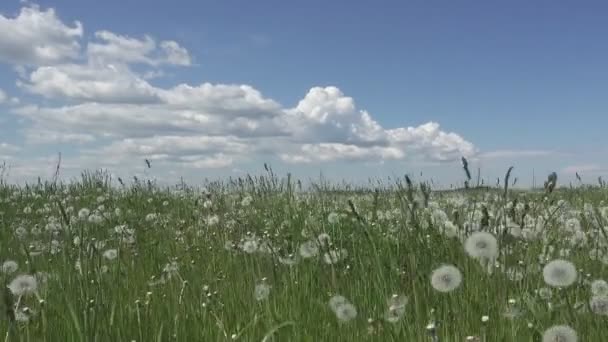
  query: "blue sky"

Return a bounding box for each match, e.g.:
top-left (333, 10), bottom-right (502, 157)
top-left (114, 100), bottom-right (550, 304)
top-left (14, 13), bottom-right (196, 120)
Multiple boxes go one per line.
top-left (0, 0), bottom-right (607, 187)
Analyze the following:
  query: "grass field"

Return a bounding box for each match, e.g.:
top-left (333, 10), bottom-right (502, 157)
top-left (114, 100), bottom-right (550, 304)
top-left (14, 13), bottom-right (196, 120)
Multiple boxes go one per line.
top-left (0, 169), bottom-right (607, 341)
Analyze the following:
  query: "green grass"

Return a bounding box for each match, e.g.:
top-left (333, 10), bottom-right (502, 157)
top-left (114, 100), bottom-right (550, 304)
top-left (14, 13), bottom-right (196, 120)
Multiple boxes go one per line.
top-left (0, 172), bottom-right (607, 341)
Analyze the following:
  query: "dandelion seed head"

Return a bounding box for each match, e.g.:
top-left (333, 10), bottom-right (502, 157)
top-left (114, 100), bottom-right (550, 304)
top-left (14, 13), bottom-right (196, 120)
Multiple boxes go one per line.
top-left (589, 295), bottom-right (608, 316)
top-left (543, 259), bottom-right (577, 288)
top-left (1, 260), bottom-right (19, 274)
top-left (464, 232), bottom-right (499, 260)
top-left (254, 282), bottom-right (270, 301)
top-left (8, 274), bottom-right (38, 297)
top-left (430, 264), bottom-right (463, 293)
top-left (103, 249), bottom-right (118, 261)
top-left (542, 325), bottom-right (577, 342)
top-left (591, 279), bottom-right (608, 296)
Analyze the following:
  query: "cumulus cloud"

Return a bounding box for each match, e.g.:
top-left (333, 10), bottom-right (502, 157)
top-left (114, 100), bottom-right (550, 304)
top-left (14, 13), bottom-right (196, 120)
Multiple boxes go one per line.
top-left (0, 89), bottom-right (6, 103)
top-left (87, 30), bottom-right (191, 66)
top-left (0, 5), bottom-right (83, 65)
top-left (19, 63), bottom-right (161, 103)
top-left (1, 4), bottom-right (477, 173)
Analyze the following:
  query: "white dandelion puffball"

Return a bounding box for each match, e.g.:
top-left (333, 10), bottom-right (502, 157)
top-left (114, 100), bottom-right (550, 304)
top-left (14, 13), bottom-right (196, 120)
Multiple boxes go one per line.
top-left (464, 232), bottom-right (499, 260)
top-left (254, 283), bottom-right (271, 301)
top-left (328, 295), bottom-right (357, 322)
top-left (299, 240), bottom-right (319, 258)
top-left (430, 265), bottom-right (463, 293)
top-left (1, 260), bottom-right (19, 274)
top-left (102, 249), bottom-right (118, 261)
top-left (8, 274), bottom-right (38, 297)
top-left (327, 212), bottom-right (340, 224)
top-left (591, 279), bottom-right (608, 296)
top-left (543, 259), bottom-right (577, 288)
top-left (334, 302), bottom-right (357, 322)
top-left (329, 295), bottom-right (349, 311)
top-left (384, 294), bottom-right (408, 323)
top-left (589, 296), bottom-right (608, 316)
top-left (542, 325), bottom-right (577, 342)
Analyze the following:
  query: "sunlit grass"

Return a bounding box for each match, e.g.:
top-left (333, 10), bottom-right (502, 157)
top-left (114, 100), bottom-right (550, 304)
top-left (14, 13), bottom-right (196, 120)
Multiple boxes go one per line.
top-left (0, 169), bottom-right (607, 341)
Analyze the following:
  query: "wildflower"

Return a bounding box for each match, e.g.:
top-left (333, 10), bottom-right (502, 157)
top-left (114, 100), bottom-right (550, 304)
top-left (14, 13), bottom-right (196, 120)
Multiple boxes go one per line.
top-left (323, 249), bottom-right (347, 264)
top-left (78, 208), bottom-right (90, 220)
top-left (591, 279), bottom-right (608, 296)
top-left (206, 214), bottom-right (219, 226)
top-left (384, 294), bottom-right (408, 323)
top-left (317, 233), bottom-right (331, 247)
top-left (103, 249), bottom-right (118, 261)
top-left (537, 287), bottom-right (553, 300)
top-left (241, 195), bottom-right (253, 207)
top-left (1, 260), bottom-right (19, 274)
top-left (334, 302), bottom-right (357, 322)
top-left (430, 265), bottom-right (463, 293)
top-left (328, 212), bottom-right (340, 224)
top-left (464, 232), bottom-right (499, 260)
top-left (299, 240), bottom-right (319, 258)
top-left (278, 255), bottom-right (298, 266)
top-left (254, 282), bottom-right (270, 301)
top-left (589, 296), bottom-right (608, 315)
top-left (145, 213), bottom-right (158, 222)
top-left (443, 221), bottom-right (459, 238)
top-left (328, 295), bottom-right (357, 322)
top-left (8, 274), bottom-right (38, 297)
top-left (329, 295), bottom-right (349, 310)
top-left (88, 213), bottom-right (103, 224)
top-left (543, 259), bottom-right (577, 288)
top-left (203, 200), bottom-right (212, 209)
top-left (542, 325), bottom-right (577, 342)
top-left (240, 238), bottom-right (258, 254)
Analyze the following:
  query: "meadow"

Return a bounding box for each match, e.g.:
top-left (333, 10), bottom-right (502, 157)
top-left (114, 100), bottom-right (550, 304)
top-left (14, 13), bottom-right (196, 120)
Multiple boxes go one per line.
top-left (0, 166), bottom-right (607, 341)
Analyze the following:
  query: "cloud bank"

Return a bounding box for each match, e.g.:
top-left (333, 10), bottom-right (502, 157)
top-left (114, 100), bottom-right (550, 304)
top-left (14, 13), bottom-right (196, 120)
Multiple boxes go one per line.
top-left (0, 4), bottom-right (477, 181)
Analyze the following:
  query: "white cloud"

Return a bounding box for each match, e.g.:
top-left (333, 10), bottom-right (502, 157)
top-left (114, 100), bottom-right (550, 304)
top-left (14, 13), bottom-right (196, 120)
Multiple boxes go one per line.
top-left (0, 89), bottom-right (6, 103)
top-left (281, 143), bottom-right (404, 163)
top-left (0, 5), bottom-right (83, 65)
top-left (20, 63), bottom-right (161, 103)
top-left (87, 30), bottom-right (191, 66)
top-left (160, 41), bottom-right (192, 66)
top-left (1, 4), bottom-right (478, 173)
